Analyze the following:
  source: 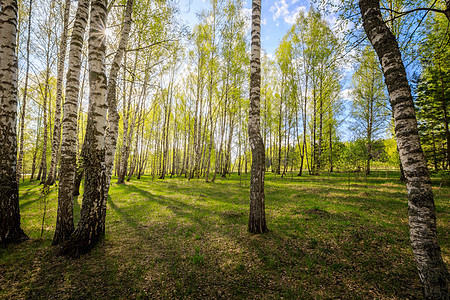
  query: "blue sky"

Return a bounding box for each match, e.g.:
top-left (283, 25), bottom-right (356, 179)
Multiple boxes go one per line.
top-left (178, 0), bottom-right (312, 55)
top-left (259, 0), bottom-right (311, 54)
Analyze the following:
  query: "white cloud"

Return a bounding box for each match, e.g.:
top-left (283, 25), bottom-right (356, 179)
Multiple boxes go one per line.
top-left (261, 18), bottom-right (267, 25)
top-left (269, 0), bottom-right (305, 25)
top-left (340, 88), bottom-right (353, 102)
top-left (270, 0), bottom-right (289, 21)
top-left (241, 8), bottom-right (252, 32)
top-left (241, 7), bottom-right (252, 19)
top-left (284, 6), bottom-right (305, 24)
top-left (325, 15), bottom-right (338, 28)
top-left (265, 52), bottom-right (274, 61)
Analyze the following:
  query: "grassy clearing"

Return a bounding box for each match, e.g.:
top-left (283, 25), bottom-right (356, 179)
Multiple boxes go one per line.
top-left (1, 171), bottom-right (448, 299)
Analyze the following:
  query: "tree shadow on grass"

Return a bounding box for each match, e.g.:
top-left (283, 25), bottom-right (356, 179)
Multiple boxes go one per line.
top-left (109, 184), bottom-right (247, 234)
top-left (109, 183), bottom-right (421, 299)
top-left (12, 177), bottom-right (425, 299)
top-left (19, 197), bottom-right (41, 210)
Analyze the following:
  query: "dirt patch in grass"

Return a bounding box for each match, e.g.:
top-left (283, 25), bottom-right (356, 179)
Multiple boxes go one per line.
top-left (221, 210), bottom-right (244, 218)
top-left (357, 192), bottom-right (371, 198)
top-left (305, 208), bottom-right (330, 218)
top-left (289, 193), bottom-right (302, 199)
top-left (300, 187), bottom-right (322, 193)
top-left (380, 182), bottom-right (402, 188)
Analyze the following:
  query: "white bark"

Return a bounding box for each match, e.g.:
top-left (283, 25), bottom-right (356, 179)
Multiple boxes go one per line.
top-left (359, 0), bottom-right (449, 298)
top-left (104, 0), bottom-right (134, 193)
top-left (53, 0), bottom-right (90, 245)
top-left (248, 0), bottom-right (267, 234)
top-left (60, 0), bottom-right (109, 256)
top-left (0, 0), bottom-right (28, 244)
top-left (46, 0), bottom-right (71, 186)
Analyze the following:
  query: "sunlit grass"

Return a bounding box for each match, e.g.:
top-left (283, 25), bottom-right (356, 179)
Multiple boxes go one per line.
top-left (1, 171), bottom-right (448, 299)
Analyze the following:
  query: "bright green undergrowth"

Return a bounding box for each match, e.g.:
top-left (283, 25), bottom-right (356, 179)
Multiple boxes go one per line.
top-left (1, 171), bottom-right (448, 299)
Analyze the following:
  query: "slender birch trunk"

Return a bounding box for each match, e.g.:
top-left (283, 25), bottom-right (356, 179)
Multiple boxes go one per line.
top-left (248, 0), bottom-right (267, 234)
top-left (61, 0), bottom-right (108, 256)
top-left (160, 80), bottom-right (173, 179)
top-left (329, 106), bottom-right (333, 172)
top-left (359, 1), bottom-right (449, 298)
top-left (53, 0), bottom-right (90, 245)
top-left (105, 0), bottom-right (133, 193)
top-left (223, 116), bottom-right (234, 177)
top-left (0, 0), bottom-right (29, 244)
top-left (118, 43), bottom-right (139, 184)
top-left (46, 0), bottom-right (71, 186)
top-left (39, 60), bottom-right (50, 184)
top-left (205, 7), bottom-right (216, 182)
top-left (277, 85), bottom-right (283, 175)
top-left (16, 0), bottom-right (33, 184)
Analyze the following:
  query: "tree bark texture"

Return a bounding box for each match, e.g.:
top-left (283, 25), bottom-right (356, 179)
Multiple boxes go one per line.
top-left (16, 0), bottom-right (33, 184)
top-left (248, 0), bottom-right (267, 234)
top-left (38, 63), bottom-right (50, 184)
top-left (46, 0), bottom-right (71, 186)
top-left (60, 0), bottom-right (109, 257)
top-left (0, 0), bottom-right (29, 244)
top-left (53, 0), bottom-right (90, 245)
top-left (359, 0), bottom-right (449, 298)
top-left (104, 0), bottom-right (133, 194)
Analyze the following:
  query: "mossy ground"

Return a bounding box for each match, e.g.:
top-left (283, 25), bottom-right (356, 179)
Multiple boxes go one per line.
top-left (1, 171), bottom-right (448, 299)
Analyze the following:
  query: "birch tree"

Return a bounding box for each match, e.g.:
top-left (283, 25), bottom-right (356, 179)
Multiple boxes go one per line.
top-left (0, 0), bottom-right (29, 244)
top-left (359, 0), bottom-right (449, 298)
top-left (53, 0), bottom-right (90, 245)
top-left (351, 46), bottom-right (388, 175)
top-left (61, 0), bottom-right (109, 256)
top-left (248, 0), bottom-right (267, 234)
top-left (105, 0), bottom-right (134, 194)
top-left (16, 0), bottom-right (33, 184)
top-left (46, 0), bottom-right (71, 186)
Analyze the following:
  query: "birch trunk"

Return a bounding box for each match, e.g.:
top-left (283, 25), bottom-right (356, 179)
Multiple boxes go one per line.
top-left (16, 0), bottom-right (33, 184)
top-left (0, 0), bottom-right (29, 244)
top-left (117, 44), bottom-right (139, 184)
top-left (30, 106), bottom-right (42, 181)
top-left (248, 0), bottom-right (267, 234)
top-left (223, 117), bottom-right (234, 177)
top-left (277, 86), bottom-right (283, 175)
top-left (46, 0), bottom-right (71, 186)
top-left (104, 0), bottom-right (133, 193)
top-left (39, 61), bottom-right (50, 184)
top-left (205, 8), bottom-right (216, 182)
top-left (159, 82), bottom-right (173, 180)
top-left (61, 0), bottom-right (108, 256)
top-left (359, 0), bottom-right (449, 298)
top-left (318, 75), bottom-right (323, 172)
top-left (53, 0), bottom-right (90, 245)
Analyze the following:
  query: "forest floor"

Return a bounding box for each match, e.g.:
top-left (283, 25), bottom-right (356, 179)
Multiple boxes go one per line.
top-left (1, 171), bottom-right (449, 299)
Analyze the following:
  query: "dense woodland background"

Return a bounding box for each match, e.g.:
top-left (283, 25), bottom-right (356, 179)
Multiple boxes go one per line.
top-left (1, 0), bottom-right (449, 298)
top-left (12, 0), bottom-right (450, 184)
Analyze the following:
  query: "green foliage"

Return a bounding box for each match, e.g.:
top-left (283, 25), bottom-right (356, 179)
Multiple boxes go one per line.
top-left (349, 46), bottom-right (389, 173)
top-left (416, 12), bottom-right (450, 170)
top-left (350, 46), bottom-right (388, 139)
top-left (266, 9), bottom-right (345, 175)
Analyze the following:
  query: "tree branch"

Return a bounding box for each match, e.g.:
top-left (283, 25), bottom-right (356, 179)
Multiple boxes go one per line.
top-left (380, 6), bottom-right (446, 19)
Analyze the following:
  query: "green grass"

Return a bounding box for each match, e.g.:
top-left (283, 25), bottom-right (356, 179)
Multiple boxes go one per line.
top-left (1, 171), bottom-right (448, 299)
